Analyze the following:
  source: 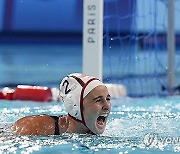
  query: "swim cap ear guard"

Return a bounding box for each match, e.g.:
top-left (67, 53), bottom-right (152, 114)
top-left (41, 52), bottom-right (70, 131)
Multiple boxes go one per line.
top-left (59, 73), bottom-right (82, 120)
top-left (59, 73), bottom-right (105, 123)
top-left (62, 92), bottom-right (79, 118)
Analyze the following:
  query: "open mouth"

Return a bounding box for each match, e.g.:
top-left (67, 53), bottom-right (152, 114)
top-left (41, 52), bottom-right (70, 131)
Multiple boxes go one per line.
top-left (97, 114), bottom-right (108, 126)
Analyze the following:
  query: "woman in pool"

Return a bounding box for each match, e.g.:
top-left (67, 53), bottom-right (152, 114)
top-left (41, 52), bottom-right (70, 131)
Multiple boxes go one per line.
top-left (13, 73), bottom-right (111, 135)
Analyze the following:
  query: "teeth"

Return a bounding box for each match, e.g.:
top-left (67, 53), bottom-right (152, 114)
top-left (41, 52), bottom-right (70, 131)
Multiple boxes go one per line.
top-left (100, 113), bottom-right (108, 117)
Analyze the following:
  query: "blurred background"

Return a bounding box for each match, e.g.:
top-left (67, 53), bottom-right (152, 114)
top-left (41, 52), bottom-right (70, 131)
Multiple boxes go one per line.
top-left (0, 0), bottom-right (84, 88)
top-left (0, 0), bottom-right (180, 97)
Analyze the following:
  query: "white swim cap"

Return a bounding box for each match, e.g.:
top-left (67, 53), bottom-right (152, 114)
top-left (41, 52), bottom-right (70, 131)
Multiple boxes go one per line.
top-left (59, 73), bottom-right (105, 123)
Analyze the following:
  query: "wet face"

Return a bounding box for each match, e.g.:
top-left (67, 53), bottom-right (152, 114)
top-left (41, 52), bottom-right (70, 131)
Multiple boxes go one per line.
top-left (83, 85), bottom-right (111, 134)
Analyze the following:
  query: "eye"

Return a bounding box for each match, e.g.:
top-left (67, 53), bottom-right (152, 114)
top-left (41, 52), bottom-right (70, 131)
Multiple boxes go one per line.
top-left (106, 98), bottom-right (110, 101)
top-left (93, 96), bottom-right (102, 103)
top-left (106, 96), bottom-right (111, 101)
top-left (95, 98), bottom-right (101, 102)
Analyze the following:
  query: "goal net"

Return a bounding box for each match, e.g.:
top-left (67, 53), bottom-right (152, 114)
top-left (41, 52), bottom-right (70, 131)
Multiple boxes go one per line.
top-left (102, 0), bottom-right (180, 97)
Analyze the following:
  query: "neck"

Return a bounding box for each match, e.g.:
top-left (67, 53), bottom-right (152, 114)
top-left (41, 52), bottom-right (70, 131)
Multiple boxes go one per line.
top-left (66, 115), bottom-right (89, 134)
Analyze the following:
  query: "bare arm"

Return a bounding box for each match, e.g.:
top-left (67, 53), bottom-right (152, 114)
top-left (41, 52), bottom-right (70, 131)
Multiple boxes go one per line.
top-left (13, 115), bottom-right (56, 136)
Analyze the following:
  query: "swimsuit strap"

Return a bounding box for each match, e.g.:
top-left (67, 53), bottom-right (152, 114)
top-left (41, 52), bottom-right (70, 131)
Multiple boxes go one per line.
top-left (50, 115), bottom-right (95, 135)
top-left (50, 115), bottom-right (61, 135)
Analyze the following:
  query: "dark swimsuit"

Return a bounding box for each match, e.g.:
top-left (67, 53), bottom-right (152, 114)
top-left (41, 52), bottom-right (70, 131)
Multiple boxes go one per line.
top-left (50, 115), bottom-right (95, 135)
top-left (50, 116), bottom-right (61, 135)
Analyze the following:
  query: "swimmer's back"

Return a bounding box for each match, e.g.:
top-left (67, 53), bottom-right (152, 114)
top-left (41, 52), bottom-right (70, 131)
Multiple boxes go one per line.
top-left (13, 115), bottom-right (66, 135)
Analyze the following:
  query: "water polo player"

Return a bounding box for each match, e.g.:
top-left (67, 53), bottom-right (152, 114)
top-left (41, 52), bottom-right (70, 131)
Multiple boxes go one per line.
top-left (13, 73), bottom-right (111, 135)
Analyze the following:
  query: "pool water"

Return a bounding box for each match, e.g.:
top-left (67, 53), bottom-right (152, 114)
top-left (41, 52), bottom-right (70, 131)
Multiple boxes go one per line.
top-left (0, 96), bottom-right (180, 153)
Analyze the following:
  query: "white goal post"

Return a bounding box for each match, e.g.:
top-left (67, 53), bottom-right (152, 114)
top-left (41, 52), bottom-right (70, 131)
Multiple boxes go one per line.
top-left (83, 0), bottom-right (104, 80)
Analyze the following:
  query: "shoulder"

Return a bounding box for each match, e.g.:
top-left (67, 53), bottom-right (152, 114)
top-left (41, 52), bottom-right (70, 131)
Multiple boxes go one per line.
top-left (15, 115), bottom-right (55, 126)
top-left (13, 115), bottom-right (56, 135)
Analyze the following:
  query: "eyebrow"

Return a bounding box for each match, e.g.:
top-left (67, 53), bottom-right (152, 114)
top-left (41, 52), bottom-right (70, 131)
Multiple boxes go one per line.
top-left (92, 94), bottom-right (111, 101)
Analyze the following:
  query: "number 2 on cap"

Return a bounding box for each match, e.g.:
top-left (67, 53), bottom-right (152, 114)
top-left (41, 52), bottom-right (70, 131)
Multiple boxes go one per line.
top-left (62, 80), bottom-right (71, 94)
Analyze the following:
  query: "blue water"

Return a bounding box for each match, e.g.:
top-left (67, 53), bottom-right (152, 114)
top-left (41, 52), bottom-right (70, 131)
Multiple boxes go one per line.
top-left (1, 43), bottom-right (180, 153)
top-left (0, 96), bottom-right (180, 153)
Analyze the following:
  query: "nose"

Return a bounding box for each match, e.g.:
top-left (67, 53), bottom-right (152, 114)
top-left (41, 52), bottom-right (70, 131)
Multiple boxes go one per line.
top-left (102, 99), bottom-right (111, 111)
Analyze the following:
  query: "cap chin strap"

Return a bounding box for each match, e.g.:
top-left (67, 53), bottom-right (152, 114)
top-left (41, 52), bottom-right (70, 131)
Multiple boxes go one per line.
top-left (86, 130), bottom-right (96, 135)
top-left (68, 77), bottom-right (99, 135)
top-left (67, 113), bottom-right (95, 135)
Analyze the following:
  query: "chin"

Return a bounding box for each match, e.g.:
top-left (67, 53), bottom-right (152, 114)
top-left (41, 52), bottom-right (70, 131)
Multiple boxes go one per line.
top-left (94, 130), bottom-right (105, 135)
top-left (95, 124), bottom-right (106, 134)
top-left (85, 115), bottom-right (108, 134)
top-left (89, 121), bottom-right (106, 134)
